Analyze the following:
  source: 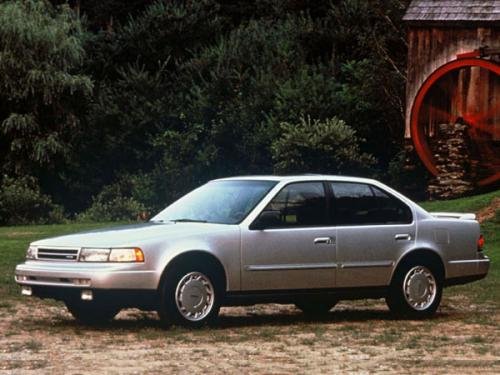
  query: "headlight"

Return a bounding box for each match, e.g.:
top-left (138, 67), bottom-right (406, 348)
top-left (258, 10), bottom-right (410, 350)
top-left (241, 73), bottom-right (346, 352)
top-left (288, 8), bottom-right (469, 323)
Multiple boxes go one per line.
top-left (26, 246), bottom-right (37, 260)
top-left (79, 248), bottom-right (110, 262)
top-left (109, 248), bottom-right (144, 262)
top-left (79, 247), bottom-right (144, 262)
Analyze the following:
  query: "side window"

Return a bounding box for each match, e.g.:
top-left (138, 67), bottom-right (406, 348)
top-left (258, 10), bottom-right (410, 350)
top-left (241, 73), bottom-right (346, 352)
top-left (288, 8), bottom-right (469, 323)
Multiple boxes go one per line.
top-left (330, 182), bottom-right (412, 225)
top-left (264, 182), bottom-right (327, 227)
top-left (370, 186), bottom-right (413, 224)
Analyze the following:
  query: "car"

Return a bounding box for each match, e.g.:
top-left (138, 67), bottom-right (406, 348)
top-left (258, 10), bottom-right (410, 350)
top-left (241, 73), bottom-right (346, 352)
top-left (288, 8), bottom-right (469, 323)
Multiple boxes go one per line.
top-left (15, 175), bottom-right (490, 327)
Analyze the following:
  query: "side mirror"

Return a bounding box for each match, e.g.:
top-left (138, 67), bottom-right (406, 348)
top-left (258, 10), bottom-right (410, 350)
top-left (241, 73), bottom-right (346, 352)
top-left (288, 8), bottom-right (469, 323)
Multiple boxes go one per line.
top-left (250, 210), bottom-right (282, 230)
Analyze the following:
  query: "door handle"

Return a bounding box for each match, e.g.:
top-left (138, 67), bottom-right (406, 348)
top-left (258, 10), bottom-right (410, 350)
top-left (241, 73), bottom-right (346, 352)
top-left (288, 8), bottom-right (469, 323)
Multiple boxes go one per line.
top-left (314, 237), bottom-right (335, 245)
top-left (394, 234), bottom-right (412, 241)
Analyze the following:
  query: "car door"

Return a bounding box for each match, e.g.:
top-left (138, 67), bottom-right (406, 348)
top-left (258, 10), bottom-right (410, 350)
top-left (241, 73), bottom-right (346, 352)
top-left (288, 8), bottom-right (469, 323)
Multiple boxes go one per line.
top-left (331, 181), bottom-right (415, 288)
top-left (240, 181), bottom-right (337, 291)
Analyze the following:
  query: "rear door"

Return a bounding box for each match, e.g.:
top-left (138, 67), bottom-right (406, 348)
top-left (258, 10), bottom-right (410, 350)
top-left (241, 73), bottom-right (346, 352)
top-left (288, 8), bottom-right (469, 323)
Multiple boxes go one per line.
top-left (330, 181), bottom-right (415, 288)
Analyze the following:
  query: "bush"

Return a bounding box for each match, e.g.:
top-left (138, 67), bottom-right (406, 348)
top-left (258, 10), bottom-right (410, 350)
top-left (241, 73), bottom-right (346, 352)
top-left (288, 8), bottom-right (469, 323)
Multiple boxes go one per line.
top-left (272, 116), bottom-right (375, 175)
top-left (0, 176), bottom-right (65, 225)
top-left (77, 183), bottom-right (146, 222)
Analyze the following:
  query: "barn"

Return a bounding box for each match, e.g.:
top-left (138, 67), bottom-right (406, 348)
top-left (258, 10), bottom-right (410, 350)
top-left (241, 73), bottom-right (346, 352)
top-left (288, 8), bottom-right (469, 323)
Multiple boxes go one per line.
top-left (403, 0), bottom-right (499, 198)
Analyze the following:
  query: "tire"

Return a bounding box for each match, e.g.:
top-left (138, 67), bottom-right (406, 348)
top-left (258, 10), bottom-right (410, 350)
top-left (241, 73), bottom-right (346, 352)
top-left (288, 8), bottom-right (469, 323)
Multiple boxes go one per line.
top-left (65, 300), bottom-right (120, 325)
top-left (386, 260), bottom-right (443, 319)
top-left (158, 263), bottom-right (222, 328)
top-left (295, 300), bottom-right (337, 316)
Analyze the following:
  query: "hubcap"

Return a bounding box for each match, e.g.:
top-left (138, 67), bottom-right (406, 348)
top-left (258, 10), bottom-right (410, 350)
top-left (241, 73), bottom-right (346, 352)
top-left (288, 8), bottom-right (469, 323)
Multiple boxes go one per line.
top-left (175, 271), bottom-right (215, 321)
top-left (403, 266), bottom-right (437, 311)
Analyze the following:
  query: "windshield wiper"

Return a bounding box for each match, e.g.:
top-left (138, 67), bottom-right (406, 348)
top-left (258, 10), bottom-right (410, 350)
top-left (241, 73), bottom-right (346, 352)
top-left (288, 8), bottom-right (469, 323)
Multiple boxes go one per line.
top-left (170, 218), bottom-right (207, 223)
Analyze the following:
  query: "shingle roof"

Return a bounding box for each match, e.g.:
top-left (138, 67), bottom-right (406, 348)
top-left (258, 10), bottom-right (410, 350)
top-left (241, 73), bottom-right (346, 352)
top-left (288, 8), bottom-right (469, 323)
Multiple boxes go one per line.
top-left (403, 0), bottom-right (500, 23)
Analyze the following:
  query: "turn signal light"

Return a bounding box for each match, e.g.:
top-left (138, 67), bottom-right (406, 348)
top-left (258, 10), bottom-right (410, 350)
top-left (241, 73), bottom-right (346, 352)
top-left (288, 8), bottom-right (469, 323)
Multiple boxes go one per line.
top-left (134, 247), bottom-right (145, 262)
top-left (477, 234), bottom-right (485, 251)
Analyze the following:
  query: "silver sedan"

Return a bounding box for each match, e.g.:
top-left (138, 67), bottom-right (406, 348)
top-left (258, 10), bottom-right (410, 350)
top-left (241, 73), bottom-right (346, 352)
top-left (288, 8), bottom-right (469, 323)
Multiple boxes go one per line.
top-left (15, 175), bottom-right (490, 327)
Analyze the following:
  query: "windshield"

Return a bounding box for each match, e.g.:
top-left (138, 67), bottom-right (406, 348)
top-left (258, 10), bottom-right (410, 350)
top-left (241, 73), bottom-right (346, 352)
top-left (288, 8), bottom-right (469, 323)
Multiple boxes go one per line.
top-left (151, 180), bottom-right (277, 224)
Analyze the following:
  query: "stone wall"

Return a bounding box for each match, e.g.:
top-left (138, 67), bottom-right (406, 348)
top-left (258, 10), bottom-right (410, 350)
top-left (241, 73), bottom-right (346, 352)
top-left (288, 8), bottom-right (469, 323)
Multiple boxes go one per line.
top-left (427, 123), bottom-right (475, 199)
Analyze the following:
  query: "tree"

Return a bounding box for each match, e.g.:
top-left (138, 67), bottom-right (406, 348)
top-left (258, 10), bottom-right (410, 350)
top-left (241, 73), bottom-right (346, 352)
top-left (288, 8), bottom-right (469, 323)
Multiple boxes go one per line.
top-left (0, 0), bottom-right (92, 177)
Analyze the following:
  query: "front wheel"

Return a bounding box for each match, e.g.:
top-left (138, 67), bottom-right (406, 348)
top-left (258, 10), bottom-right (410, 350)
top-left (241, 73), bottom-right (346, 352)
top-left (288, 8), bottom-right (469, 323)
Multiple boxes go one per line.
top-left (158, 266), bottom-right (221, 328)
top-left (386, 262), bottom-right (442, 318)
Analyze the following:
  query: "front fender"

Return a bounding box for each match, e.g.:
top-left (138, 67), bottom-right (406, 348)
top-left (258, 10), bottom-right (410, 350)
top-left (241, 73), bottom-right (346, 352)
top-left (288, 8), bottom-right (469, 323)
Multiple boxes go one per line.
top-left (153, 228), bottom-right (241, 291)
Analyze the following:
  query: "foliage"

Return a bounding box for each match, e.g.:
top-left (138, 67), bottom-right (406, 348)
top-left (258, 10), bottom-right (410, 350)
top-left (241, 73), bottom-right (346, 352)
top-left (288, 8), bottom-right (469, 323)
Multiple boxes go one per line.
top-left (115, 0), bottom-right (224, 71)
top-left (272, 116), bottom-right (375, 174)
top-left (74, 63), bottom-right (173, 200)
top-left (0, 0), bottom-right (92, 177)
top-left (77, 183), bottom-right (146, 222)
top-left (0, 0), bottom-right (422, 220)
top-left (175, 16), bottom-right (347, 178)
top-left (0, 176), bottom-right (64, 225)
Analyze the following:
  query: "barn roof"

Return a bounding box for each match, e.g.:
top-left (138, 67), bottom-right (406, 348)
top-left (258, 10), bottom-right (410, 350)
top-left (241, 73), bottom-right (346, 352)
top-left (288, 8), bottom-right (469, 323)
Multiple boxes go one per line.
top-left (403, 1), bottom-right (500, 23)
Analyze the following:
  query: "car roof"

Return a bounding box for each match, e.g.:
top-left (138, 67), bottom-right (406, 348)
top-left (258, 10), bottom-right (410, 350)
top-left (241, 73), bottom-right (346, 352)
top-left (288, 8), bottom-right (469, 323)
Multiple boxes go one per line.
top-left (212, 175), bottom-right (379, 184)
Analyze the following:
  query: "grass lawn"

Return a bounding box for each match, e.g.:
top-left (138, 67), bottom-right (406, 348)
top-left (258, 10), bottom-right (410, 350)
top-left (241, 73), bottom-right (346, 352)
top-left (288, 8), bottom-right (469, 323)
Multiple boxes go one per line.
top-left (0, 190), bottom-right (498, 305)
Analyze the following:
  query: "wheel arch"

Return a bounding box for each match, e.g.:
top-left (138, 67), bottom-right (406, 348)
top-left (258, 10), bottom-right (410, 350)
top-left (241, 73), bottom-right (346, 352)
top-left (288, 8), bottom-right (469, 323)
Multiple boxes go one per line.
top-left (158, 250), bottom-right (228, 292)
top-left (391, 248), bottom-right (446, 283)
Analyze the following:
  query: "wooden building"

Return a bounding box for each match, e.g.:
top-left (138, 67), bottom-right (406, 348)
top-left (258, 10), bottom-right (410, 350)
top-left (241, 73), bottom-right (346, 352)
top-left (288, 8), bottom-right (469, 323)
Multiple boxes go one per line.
top-left (403, 0), bottom-right (500, 191)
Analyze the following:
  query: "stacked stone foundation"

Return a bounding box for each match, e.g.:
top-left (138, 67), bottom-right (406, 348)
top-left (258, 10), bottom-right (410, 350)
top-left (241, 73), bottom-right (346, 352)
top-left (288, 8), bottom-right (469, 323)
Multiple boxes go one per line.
top-left (427, 123), bottom-right (475, 199)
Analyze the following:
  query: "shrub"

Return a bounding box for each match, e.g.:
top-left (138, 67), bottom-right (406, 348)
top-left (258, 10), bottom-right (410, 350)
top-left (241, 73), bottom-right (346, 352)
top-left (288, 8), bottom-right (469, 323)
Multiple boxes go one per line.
top-left (0, 176), bottom-right (65, 225)
top-left (272, 116), bottom-right (375, 175)
top-left (77, 183), bottom-right (146, 222)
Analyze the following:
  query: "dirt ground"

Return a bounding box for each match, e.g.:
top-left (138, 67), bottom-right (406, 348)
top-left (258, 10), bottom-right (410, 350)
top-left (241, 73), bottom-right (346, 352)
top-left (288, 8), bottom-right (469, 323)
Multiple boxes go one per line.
top-left (477, 197), bottom-right (500, 223)
top-left (0, 295), bottom-right (498, 374)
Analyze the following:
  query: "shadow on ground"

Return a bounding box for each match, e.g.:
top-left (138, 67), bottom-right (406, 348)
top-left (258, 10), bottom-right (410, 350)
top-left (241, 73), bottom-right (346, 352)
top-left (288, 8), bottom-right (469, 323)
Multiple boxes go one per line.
top-left (26, 305), bottom-right (459, 333)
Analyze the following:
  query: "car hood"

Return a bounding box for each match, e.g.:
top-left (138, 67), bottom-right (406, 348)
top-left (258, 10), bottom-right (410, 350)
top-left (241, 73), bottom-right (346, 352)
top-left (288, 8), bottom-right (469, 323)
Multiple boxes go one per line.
top-left (31, 222), bottom-right (235, 248)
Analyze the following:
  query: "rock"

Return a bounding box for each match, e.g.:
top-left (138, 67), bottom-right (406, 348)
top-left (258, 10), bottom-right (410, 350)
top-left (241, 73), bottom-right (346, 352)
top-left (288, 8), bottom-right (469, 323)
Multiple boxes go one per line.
top-left (427, 123), bottom-right (475, 199)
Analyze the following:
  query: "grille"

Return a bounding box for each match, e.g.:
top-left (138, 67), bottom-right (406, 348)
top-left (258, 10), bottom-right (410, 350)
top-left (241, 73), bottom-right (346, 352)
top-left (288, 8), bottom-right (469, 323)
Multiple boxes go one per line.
top-left (37, 248), bottom-right (80, 261)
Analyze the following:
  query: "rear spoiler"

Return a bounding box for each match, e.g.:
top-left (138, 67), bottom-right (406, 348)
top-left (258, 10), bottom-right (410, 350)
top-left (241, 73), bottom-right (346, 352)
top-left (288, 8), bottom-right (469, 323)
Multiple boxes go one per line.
top-left (430, 212), bottom-right (476, 220)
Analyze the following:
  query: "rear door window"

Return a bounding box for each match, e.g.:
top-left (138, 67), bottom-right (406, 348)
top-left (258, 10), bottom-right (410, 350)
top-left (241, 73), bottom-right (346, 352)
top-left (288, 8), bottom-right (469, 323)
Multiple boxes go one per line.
top-left (330, 182), bottom-right (412, 226)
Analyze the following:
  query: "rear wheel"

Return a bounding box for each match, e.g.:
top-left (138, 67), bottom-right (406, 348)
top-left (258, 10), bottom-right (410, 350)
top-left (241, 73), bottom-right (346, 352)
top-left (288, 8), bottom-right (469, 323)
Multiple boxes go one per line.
top-left (158, 264), bottom-right (222, 328)
top-left (65, 300), bottom-right (120, 324)
top-left (386, 260), bottom-right (442, 318)
top-left (295, 300), bottom-right (337, 316)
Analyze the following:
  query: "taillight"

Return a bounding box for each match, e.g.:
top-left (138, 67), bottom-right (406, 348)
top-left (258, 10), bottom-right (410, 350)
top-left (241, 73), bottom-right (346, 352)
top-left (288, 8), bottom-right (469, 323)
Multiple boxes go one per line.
top-left (477, 234), bottom-right (485, 251)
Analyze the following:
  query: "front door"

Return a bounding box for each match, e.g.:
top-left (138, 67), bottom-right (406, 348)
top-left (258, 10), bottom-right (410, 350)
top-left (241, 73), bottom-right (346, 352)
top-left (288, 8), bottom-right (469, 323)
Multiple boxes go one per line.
top-left (241, 181), bottom-right (337, 291)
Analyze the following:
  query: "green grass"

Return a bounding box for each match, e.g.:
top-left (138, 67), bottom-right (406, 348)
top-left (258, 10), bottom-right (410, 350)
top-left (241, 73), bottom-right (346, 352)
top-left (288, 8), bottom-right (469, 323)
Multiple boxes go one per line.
top-left (419, 189), bottom-right (500, 213)
top-left (0, 190), bottom-right (498, 307)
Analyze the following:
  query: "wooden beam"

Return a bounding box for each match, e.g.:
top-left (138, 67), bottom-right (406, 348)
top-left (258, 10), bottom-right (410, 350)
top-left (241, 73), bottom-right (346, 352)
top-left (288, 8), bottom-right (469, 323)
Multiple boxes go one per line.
top-left (481, 47), bottom-right (500, 56)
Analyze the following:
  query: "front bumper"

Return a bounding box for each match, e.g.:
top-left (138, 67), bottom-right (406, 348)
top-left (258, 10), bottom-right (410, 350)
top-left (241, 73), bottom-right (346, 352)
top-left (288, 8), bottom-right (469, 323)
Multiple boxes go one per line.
top-left (15, 261), bottom-right (159, 290)
top-left (20, 285), bottom-right (158, 309)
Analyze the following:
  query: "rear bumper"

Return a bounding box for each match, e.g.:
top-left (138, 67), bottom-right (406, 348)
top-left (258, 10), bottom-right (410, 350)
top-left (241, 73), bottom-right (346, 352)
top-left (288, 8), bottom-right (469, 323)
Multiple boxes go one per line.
top-left (15, 261), bottom-right (159, 290)
top-left (445, 254), bottom-right (490, 284)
